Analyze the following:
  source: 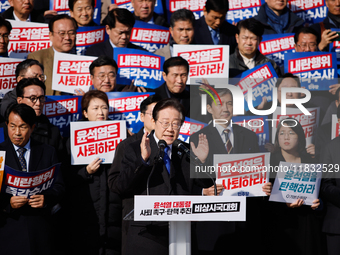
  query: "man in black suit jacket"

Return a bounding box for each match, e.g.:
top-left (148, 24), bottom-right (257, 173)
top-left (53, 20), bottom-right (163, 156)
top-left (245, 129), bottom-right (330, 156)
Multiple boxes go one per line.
top-left (86, 8), bottom-right (144, 58)
top-left (0, 17), bottom-right (11, 57)
top-left (1, 0), bottom-right (45, 22)
top-left (153, 56), bottom-right (190, 117)
top-left (131, 0), bottom-right (168, 27)
top-left (194, 0), bottom-right (238, 54)
top-left (0, 104), bottom-right (64, 255)
top-left (109, 98), bottom-right (211, 255)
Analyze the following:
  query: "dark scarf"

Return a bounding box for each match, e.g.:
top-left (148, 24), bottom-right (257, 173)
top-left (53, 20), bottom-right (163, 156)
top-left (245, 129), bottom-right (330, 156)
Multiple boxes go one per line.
top-left (265, 3), bottom-right (289, 34)
top-left (328, 12), bottom-right (340, 28)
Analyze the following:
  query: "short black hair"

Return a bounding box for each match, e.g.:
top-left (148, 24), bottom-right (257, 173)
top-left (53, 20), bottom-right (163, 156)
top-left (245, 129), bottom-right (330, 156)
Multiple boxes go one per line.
top-left (276, 73), bottom-right (301, 88)
top-left (140, 94), bottom-right (162, 113)
top-left (103, 8), bottom-right (135, 29)
top-left (152, 98), bottom-right (185, 124)
top-left (163, 57), bottom-right (189, 75)
top-left (15, 59), bottom-right (44, 79)
top-left (89, 55), bottom-right (118, 75)
top-left (6, 103), bottom-right (36, 128)
top-left (205, 0), bottom-right (229, 13)
top-left (49, 14), bottom-right (78, 32)
top-left (0, 16), bottom-right (12, 33)
top-left (206, 88), bottom-right (232, 106)
top-left (81, 90), bottom-right (109, 118)
top-left (237, 18), bottom-right (264, 37)
top-left (170, 9), bottom-right (195, 28)
top-left (294, 27), bottom-right (320, 44)
top-left (69, 0), bottom-right (95, 11)
top-left (16, 78), bottom-right (46, 98)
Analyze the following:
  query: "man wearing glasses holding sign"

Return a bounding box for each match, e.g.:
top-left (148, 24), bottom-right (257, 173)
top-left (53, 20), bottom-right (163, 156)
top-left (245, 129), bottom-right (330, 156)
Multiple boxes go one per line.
top-left (28, 14), bottom-right (78, 95)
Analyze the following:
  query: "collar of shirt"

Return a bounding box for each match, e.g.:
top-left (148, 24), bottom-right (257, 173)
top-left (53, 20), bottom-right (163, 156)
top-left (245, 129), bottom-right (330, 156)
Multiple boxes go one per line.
top-left (239, 51), bottom-right (255, 69)
top-left (13, 12), bottom-right (31, 22)
top-left (215, 124), bottom-right (234, 146)
top-left (12, 139), bottom-right (31, 171)
top-left (153, 132), bottom-right (172, 159)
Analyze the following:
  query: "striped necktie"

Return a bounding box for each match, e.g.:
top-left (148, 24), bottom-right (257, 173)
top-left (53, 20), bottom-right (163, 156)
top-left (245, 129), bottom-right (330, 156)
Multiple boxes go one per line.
top-left (223, 129), bottom-right (233, 154)
top-left (17, 147), bottom-right (27, 172)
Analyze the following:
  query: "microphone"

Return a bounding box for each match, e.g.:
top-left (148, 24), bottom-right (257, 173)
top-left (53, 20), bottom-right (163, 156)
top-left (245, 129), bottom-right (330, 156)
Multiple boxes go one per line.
top-left (173, 140), bottom-right (218, 196)
top-left (155, 140), bottom-right (167, 162)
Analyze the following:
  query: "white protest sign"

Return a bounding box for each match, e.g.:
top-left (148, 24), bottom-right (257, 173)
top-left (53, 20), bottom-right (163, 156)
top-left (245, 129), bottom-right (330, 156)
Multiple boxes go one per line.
top-left (70, 120), bottom-right (126, 165)
top-left (214, 153), bottom-right (270, 197)
top-left (173, 44), bottom-right (229, 86)
top-left (135, 195), bottom-right (246, 221)
top-left (8, 21), bottom-right (51, 59)
top-left (269, 161), bottom-right (321, 205)
top-left (0, 151), bottom-right (6, 190)
top-left (52, 52), bottom-right (96, 94)
top-left (0, 58), bottom-right (24, 98)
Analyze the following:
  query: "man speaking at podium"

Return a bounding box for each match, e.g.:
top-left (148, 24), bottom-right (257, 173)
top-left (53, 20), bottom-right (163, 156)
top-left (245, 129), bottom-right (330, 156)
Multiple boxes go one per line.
top-left (109, 98), bottom-right (210, 255)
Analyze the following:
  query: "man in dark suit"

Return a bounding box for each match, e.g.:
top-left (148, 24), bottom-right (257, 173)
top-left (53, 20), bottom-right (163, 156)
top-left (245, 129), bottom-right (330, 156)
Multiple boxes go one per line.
top-left (131, 0), bottom-right (168, 27)
top-left (153, 56), bottom-right (190, 117)
top-left (0, 104), bottom-right (64, 255)
top-left (86, 8), bottom-right (144, 58)
top-left (109, 98), bottom-right (210, 255)
top-left (194, 0), bottom-right (238, 54)
top-left (1, 0), bottom-right (45, 22)
top-left (0, 17), bottom-right (11, 57)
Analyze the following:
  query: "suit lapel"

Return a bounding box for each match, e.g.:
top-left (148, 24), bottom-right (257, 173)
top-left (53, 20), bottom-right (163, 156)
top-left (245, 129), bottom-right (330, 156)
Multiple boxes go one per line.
top-left (105, 40), bottom-right (114, 59)
top-left (4, 139), bottom-right (23, 171)
top-left (28, 140), bottom-right (43, 172)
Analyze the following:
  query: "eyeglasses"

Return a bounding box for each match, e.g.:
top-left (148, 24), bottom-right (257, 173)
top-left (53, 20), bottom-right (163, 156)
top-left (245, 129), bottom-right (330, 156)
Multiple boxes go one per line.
top-left (22, 95), bottom-right (46, 104)
top-left (157, 120), bottom-right (181, 130)
top-left (21, 74), bottom-right (46, 82)
top-left (296, 43), bottom-right (317, 50)
top-left (96, 73), bottom-right (116, 81)
top-left (279, 131), bottom-right (297, 137)
top-left (52, 30), bottom-right (77, 38)
top-left (0, 34), bottom-right (9, 40)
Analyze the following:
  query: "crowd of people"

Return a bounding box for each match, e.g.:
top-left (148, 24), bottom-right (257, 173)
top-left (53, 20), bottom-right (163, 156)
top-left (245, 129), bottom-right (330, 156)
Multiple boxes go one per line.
top-left (0, 0), bottom-right (340, 254)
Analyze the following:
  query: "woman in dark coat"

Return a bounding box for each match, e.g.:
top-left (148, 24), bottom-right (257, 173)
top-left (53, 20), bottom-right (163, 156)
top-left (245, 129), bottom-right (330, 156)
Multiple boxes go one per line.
top-left (65, 90), bottom-right (121, 255)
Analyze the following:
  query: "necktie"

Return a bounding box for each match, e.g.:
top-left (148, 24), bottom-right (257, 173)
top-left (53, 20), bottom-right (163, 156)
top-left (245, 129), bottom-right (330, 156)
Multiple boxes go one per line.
top-left (17, 147), bottom-right (27, 172)
top-left (163, 146), bottom-right (171, 174)
top-left (211, 29), bottom-right (219, 45)
top-left (223, 129), bottom-right (233, 154)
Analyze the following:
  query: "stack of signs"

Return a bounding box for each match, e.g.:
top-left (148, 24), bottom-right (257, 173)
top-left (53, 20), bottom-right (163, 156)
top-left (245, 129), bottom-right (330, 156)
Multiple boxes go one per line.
top-left (49, 0), bottom-right (101, 25)
top-left (284, 52), bottom-right (338, 91)
top-left (114, 48), bottom-right (164, 89)
top-left (44, 95), bottom-right (82, 137)
top-left (0, 151), bottom-right (5, 190)
top-left (113, 0), bottom-right (164, 14)
top-left (272, 106), bottom-right (320, 146)
top-left (287, 0), bottom-right (327, 25)
top-left (130, 21), bottom-right (170, 52)
top-left (76, 26), bottom-right (108, 55)
top-left (70, 120), bottom-right (127, 165)
top-left (232, 115), bottom-right (270, 152)
top-left (0, 58), bottom-right (24, 98)
top-left (165, 0), bottom-right (205, 21)
top-left (331, 114), bottom-right (340, 139)
top-left (269, 161), bottom-right (321, 205)
top-left (259, 33), bottom-right (295, 68)
top-left (52, 52), bottom-right (97, 94)
top-left (178, 117), bottom-right (207, 144)
top-left (107, 92), bottom-right (154, 133)
top-left (227, 0), bottom-right (263, 24)
top-left (235, 62), bottom-right (278, 111)
top-left (7, 21), bottom-right (51, 59)
top-left (0, 0), bottom-right (10, 12)
top-left (173, 44), bottom-right (229, 87)
top-left (2, 163), bottom-right (61, 198)
top-left (329, 28), bottom-right (340, 75)
top-left (214, 153), bottom-right (270, 197)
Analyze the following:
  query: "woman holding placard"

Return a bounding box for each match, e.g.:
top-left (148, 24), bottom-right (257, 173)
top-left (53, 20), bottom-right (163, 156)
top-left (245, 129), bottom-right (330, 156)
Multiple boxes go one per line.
top-left (263, 118), bottom-right (324, 255)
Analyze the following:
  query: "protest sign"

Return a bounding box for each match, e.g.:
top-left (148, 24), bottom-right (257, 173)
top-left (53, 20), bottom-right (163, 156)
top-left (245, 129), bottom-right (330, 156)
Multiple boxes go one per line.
top-left (7, 21), bottom-right (51, 59)
top-left (107, 92), bottom-right (154, 133)
top-left (173, 44), bottom-right (229, 86)
top-left (284, 52), bottom-right (338, 91)
top-left (130, 21), bottom-right (170, 52)
top-left (0, 58), bottom-right (24, 99)
top-left (2, 163), bottom-right (61, 197)
top-left (227, 0), bottom-right (262, 24)
top-left (44, 95), bottom-right (82, 137)
top-left (52, 52), bottom-right (96, 94)
top-left (269, 161), bottom-right (321, 205)
top-left (165, 0), bottom-right (205, 22)
top-left (114, 48), bottom-right (164, 89)
top-left (0, 151), bottom-right (5, 191)
top-left (0, 0), bottom-right (10, 12)
top-left (288, 0), bottom-right (327, 25)
top-left (76, 26), bottom-right (108, 55)
top-left (70, 120), bottom-right (126, 165)
top-left (214, 153), bottom-right (270, 197)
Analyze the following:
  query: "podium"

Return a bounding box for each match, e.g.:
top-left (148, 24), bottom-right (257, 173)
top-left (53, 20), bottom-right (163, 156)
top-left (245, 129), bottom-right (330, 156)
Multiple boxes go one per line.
top-left (134, 195), bottom-right (246, 255)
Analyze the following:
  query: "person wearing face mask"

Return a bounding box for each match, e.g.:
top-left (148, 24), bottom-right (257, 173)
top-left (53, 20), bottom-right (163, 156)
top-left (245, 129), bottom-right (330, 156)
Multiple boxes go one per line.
top-left (64, 90), bottom-right (122, 255)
